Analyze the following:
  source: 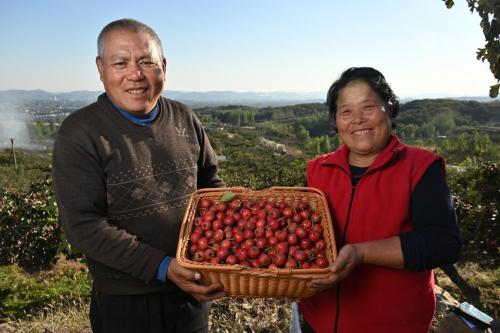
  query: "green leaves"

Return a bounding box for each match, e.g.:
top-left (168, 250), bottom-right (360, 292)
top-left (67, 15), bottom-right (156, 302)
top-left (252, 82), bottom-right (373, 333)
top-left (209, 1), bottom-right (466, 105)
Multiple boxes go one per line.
top-left (220, 191), bottom-right (238, 202)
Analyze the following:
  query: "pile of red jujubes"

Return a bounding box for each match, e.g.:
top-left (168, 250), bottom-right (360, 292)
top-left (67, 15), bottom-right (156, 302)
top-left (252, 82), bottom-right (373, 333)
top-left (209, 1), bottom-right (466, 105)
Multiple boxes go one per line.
top-left (187, 194), bottom-right (329, 269)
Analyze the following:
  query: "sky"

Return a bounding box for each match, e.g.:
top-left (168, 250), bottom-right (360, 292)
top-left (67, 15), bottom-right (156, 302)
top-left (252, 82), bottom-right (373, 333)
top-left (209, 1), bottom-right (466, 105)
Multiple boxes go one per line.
top-left (0, 0), bottom-right (495, 98)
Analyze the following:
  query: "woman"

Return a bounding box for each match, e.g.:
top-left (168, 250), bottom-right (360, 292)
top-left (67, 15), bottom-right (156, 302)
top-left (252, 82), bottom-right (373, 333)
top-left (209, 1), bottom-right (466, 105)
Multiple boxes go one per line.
top-left (298, 67), bottom-right (462, 333)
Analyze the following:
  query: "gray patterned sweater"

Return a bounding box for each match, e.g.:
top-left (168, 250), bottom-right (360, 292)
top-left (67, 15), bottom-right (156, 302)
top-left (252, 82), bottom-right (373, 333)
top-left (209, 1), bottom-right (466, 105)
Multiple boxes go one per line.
top-left (53, 94), bottom-right (224, 294)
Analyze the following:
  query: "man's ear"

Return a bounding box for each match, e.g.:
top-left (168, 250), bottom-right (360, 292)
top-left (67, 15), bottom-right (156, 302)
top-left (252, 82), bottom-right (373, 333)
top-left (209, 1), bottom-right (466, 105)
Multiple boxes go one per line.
top-left (96, 56), bottom-right (104, 81)
top-left (162, 57), bottom-right (167, 80)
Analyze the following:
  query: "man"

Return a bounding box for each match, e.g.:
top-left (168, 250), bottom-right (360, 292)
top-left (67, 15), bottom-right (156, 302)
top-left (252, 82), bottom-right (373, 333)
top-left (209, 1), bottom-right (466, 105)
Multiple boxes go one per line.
top-left (53, 18), bottom-right (226, 333)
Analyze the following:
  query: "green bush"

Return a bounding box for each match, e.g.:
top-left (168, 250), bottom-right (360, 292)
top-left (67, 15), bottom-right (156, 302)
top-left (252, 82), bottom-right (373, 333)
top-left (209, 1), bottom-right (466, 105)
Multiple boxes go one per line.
top-left (448, 160), bottom-right (499, 267)
top-left (0, 180), bottom-right (60, 269)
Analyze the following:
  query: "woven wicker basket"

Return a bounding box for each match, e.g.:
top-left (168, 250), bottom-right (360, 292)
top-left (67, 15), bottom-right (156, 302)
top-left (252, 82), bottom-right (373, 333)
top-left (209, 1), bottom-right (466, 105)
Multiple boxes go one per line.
top-left (176, 186), bottom-right (337, 298)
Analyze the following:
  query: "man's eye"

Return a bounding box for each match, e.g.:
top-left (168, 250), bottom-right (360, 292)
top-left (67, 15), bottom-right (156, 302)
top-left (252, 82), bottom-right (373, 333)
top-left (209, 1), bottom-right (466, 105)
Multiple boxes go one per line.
top-left (113, 62), bottom-right (126, 68)
top-left (140, 61), bottom-right (156, 67)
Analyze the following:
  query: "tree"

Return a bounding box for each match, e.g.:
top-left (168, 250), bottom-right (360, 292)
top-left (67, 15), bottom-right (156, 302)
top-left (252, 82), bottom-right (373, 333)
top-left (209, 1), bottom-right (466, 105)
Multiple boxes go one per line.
top-left (443, 0), bottom-right (500, 97)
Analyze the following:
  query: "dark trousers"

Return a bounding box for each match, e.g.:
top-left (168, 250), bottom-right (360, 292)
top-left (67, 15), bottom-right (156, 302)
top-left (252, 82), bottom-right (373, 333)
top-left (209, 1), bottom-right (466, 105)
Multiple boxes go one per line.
top-left (89, 287), bottom-right (209, 333)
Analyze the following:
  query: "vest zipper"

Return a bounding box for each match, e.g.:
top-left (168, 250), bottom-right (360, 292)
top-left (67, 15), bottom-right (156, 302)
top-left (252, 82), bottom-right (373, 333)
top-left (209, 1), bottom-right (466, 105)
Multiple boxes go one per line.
top-left (334, 184), bottom-right (357, 333)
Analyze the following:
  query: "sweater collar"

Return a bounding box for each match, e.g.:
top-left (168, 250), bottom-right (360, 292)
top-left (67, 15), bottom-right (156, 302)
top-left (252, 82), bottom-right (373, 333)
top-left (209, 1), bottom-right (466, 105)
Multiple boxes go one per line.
top-left (320, 135), bottom-right (405, 172)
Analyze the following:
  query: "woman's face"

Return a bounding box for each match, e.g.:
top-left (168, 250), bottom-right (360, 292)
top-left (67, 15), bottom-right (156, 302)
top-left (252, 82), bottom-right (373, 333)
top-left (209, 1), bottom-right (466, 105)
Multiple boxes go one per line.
top-left (335, 80), bottom-right (392, 166)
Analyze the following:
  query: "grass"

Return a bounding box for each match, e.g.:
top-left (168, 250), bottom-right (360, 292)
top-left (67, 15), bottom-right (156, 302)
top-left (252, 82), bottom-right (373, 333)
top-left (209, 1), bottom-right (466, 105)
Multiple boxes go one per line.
top-left (1, 257), bottom-right (497, 333)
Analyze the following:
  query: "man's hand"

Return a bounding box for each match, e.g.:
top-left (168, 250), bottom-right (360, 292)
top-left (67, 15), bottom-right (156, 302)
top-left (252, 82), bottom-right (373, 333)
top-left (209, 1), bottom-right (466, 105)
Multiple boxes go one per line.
top-left (167, 258), bottom-right (226, 301)
top-left (307, 243), bottom-right (364, 292)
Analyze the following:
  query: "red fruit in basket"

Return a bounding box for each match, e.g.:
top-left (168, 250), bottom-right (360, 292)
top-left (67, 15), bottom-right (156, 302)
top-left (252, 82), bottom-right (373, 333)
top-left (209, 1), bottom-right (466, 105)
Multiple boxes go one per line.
top-left (308, 231), bottom-right (322, 242)
top-left (236, 247), bottom-right (248, 261)
top-left (257, 209), bottom-right (267, 219)
top-left (244, 220), bottom-right (256, 231)
top-left (264, 202), bottom-right (275, 212)
top-left (273, 253), bottom-right (287, 267)
top-left (194, 216), bottom-right (203, 227)
top-left (256, 238), bottom-right (268, 250)
top-left (292, 213), bottom-right (302, 223)
top-left (275, 241), bottom-right (289, 255)
top-left (239, 260), bottom-right (251, 267)
top-left (300, 238), bottom-right (312, 250)
top-left (289, 245), bottom-right (298, 258)
top-left (285, 258), bottom-right (297, 268)
top-left (224, 229), bottom-right (233, 240)
top-left (277, 201), bottom-right (287, 210)
top-left (268, 218), bottom-right (279, 231)
top-left (200, 220), bottom-right (212, 231)
top-left (247, 246), bottom-right (260, 259)
top-left (256, 218), bottom-right (266, 229)
top-left (213, 229), bottom-right (224, 242)
top-left (276, 230), bottom-right (288, 242)
top-left (216, 212), bottom-right (225, 220)
top-left (295, 227), bottom-right (308, 239)
top-left (243, 229), bottom-right (254, 240)
top-left (254, 227), bottom-right (265, 238)
top-left (217, 248), bottom-right (229, 260)
top-left (203, 248), bottom-right (216, 260)
top-left (268, 208), bottom-right (281, 219)
top-left (250, 259), bottom-right (261, 268)
top-left (193, 226), bottom-right (203, 235)
top-left (243, 239), bottom-right (255, 249)
top-left (316, 257), bottom-right (329, 268)
top-left (257, 253), bottom-right (271, 267)
top-left (220, 239), bottom-right (232, 250)
top-left (296, 202), bottom-right (310, 211)
top-left (241, 208), bottom-right (252, 220)
top-left (314, 239), bottom-right (327, 252)
top-left (210, 257), bottom-right (221, 264)
top-left (265, 228), bottom-right (274, 239)
top-left (212, 219), bottom-right (223, 231)
top-left (311, 212), bottom-right (321, 223)
top-left (268, 236), bottom-right (278, 247)
top-left (215, 202), bottom-right (227, 212)
top-left (293, 250), bottom-right (307, 262)
top-left (200, 198), bottom-right (213, 209)
top-left (197, 237), bottom-right (209, 250)
top-left (233, 212), bottom-right (242, 222)
top-left (225, 255), bottom-right (238, 265)
top-left (192, 251), bottom-right (204, 262)
top-left (230, 199), bottom-right (242, 210)
top-left (312, 223), bottom-right (324, 234)
top-left (233, 231), bottom-right (245, 243)
top-left (287, 222), bottom-right (298, 233)
top-left (302, 219), bottom-right (312, 230)
top-left (300, 210), bottom-right (311, 220)
top-left (204, 230), bottom-right (214, 239)
top-left (189, 244), bottom-right (198, 255)
top-left (287, 233), bottom-right (298, 246)
top-left (203, 211), bottom-right (215, 222)
top-left (190, 232), bottom-right (201, 244)
top-left (282, 208), bottom-right (294, 219)
top-left (301, 261), bottom-right (311, 269)
top-left (223, 216), bottom-right (235, 227)
top-left (243, 200), bottom-right (255, 209)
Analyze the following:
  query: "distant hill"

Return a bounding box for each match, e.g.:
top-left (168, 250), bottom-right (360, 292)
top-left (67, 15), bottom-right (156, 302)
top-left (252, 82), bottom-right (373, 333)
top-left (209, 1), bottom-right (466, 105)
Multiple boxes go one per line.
top-left (0, 89), bottom-right (497, 107)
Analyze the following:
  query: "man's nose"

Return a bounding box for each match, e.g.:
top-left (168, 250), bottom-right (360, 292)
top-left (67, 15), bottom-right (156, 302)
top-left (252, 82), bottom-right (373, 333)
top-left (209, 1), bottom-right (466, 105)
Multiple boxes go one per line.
top-left (127, 62), bottom-right (145, 80)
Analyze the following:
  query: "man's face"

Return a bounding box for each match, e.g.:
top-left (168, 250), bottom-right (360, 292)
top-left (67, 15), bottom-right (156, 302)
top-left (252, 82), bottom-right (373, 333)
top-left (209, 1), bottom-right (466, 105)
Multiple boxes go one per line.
top-left (96, 29), bottom-right (166, 115)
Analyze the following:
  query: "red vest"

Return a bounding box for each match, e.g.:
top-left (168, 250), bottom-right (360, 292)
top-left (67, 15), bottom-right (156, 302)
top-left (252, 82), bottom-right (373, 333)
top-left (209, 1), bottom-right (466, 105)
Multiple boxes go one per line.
top-left (300, 136), bottom-right (443, 333)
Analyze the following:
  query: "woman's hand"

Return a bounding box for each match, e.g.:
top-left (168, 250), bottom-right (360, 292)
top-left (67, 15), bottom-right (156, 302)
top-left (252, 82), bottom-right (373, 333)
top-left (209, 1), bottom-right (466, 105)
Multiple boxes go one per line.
top-left (307, 244), bottom-right (364, 292)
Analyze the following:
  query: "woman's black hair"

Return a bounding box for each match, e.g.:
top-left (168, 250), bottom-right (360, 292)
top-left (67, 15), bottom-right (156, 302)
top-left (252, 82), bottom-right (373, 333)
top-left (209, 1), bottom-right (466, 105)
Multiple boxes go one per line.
top-left (326, 67), bottom-right (400, 122)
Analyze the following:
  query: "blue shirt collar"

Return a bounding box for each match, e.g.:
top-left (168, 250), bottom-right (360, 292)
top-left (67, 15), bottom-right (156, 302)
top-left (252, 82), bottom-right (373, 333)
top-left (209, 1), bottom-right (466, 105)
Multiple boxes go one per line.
top-left (107, 94), bottom-right (159, 126)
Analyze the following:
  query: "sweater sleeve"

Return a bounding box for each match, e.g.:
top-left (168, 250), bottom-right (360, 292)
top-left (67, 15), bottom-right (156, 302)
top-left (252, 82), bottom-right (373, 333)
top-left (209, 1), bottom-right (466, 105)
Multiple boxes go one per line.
top-left (53, 130), bottom-right (166, 283)
top-left (400, 162), bottom-right (462, 271)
